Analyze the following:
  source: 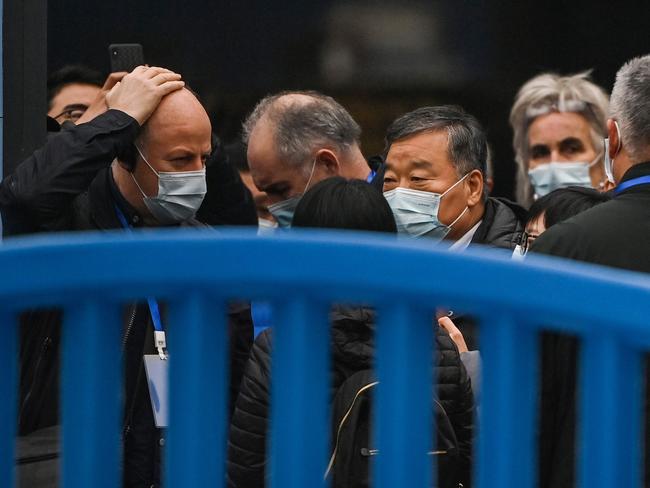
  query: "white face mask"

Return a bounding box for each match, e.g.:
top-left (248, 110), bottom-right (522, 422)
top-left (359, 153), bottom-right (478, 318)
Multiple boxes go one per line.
top-left (133, 146), bottom-right (207, 225)
top-left (511, 244), bottom-right (526, 261)
top-left (257, 218), bottom-right (278, 235)
top-left (528, 155), bottom-right (600, 198)
top-left (383, 174), bottom-right (469, 241)
top-left (604, 120), bottom-right (622, 184)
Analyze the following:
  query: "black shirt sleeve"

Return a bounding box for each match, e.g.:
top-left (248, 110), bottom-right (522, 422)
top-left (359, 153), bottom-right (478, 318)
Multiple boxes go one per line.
top-left (0, 110), bottom-right (140, 236)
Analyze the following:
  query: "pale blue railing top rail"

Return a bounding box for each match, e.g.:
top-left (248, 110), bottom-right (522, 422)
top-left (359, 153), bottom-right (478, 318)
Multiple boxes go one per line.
top-left (1, 229), bottom-right (649, 488)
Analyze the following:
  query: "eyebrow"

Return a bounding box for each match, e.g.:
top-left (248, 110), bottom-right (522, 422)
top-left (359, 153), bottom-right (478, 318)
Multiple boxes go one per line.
top-left (385, 159), bottom-right (433, 171)
top-left (62, 103), bottom-right (90, 112)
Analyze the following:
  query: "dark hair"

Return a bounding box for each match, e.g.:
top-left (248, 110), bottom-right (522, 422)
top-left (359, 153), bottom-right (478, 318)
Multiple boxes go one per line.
top-left (527, 186), bottom-right (611, 228)
top-left (47, 65), bottom-right (104, 108)
top-left (385, 105), bottom-right (488, 177)
top-left (293, 177), bottom-right (397, 234)
top-left (224, 141), bottom-right (249, 172)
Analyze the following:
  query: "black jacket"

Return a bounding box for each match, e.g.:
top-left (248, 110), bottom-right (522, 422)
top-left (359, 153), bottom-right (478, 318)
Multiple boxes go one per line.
top-left (227, 307), bottom-right (474, 487)
top-left (452, 197), bottom-right (526, 351)
top-left (471, 197), bottom-right (526, 250)
top-left (0, 110), bottom-right (254, 487)
top-left (531, 161), bottom-right (650, 488)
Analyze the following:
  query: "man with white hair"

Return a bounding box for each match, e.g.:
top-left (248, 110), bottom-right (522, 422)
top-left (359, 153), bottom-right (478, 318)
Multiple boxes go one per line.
top-left (531, 54), bottom-right (650, 487)
top-left (510, 72), bottom-right (610, 207)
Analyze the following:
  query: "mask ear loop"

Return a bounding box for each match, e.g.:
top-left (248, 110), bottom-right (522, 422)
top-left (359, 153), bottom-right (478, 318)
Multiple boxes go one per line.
top-left (132, 145), bottom-right (159, 198)
top-left (302, 159), bottom-right (317, 195)
top-left (440, 172), bottom-right (471, 230)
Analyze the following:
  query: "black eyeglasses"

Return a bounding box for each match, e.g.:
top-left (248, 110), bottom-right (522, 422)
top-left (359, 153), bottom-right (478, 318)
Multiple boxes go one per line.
top-left (52, 105), bottom-right (89, 123)
top-left (519, 231), bottom-right (539, 254)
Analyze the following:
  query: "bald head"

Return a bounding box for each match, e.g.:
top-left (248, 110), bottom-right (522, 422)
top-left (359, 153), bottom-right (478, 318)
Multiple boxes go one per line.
top-left (140, 88), bottom-right (211, 144)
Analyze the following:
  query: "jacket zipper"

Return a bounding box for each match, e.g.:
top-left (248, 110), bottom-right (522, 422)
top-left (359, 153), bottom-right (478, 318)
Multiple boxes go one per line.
top-left (325, 381), bottom-right (379, 478)
top-left (122, 304), bottom-right (137, 351)
top-left (326, 386), bottom-right (451, 476)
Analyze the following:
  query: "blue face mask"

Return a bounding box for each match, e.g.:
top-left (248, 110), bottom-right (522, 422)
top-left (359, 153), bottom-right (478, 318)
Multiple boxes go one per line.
top-left (267, 160), bottom-right (317, 229)
top-left (383, 174), bottom-right (469, 241)
top-left (527, 156), bottom-right (599, 198)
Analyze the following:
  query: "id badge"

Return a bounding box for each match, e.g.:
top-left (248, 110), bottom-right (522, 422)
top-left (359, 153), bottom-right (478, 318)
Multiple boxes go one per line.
top-left (143, 354), bottom-right (169, 428)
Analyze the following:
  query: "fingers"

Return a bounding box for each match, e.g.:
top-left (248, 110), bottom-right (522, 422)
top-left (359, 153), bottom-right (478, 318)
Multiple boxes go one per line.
top-left (157, 80), bottom-right (185, 97)
top-left (103, 72), bottom-right (128, 90)
top-left (438, 317), bottom-right (469, 353)
top-left (149, 71), bottom-right (183, 85)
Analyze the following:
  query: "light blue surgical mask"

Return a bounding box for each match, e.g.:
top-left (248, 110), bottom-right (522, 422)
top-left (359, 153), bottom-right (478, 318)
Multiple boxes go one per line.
top-left (133, 146), bottom-right (207, 224)
top-left (267, 160), bottom-right (317, 228)
top-left (527, 156), bottom-right (600, 198)
top-left (383, 174), bottom-right (469, 241)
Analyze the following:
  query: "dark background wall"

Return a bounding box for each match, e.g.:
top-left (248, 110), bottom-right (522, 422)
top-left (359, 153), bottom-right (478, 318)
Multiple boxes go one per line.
top-left (47, 0), bottom-right (650, 200)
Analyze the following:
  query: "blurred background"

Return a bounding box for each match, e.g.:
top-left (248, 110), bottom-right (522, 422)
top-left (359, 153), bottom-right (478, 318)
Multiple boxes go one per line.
top-left (21, 0), bottom-right (650, 198)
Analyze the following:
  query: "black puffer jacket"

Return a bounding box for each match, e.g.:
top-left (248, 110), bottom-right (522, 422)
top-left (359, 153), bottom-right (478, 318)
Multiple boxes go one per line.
top-left (471, 197), bottom-right (526, 250)
top-left (227, 307), bottom-right (474, 487)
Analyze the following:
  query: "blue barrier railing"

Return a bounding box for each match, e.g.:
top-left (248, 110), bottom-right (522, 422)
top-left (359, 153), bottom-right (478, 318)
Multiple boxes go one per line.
top-left (1, 228), bottom-right (649, 487)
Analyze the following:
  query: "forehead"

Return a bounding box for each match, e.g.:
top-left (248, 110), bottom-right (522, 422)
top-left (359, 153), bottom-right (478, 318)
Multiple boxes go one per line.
top-left (143, 114), bottom-right (212, 153)
top-left (528, 112), bottom-right (594, 144)
top-left (246, 118), bottom-right (287, 184)
top-left (50, 83), bottom-right (100, 108)
top-left (386, 130), bottom-right (455, 173)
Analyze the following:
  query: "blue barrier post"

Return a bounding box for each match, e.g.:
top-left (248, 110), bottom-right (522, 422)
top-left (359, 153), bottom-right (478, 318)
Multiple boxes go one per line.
top-left (0, 310), bottom-right (17, 488)
top-left (579, 334), bottom-right (642, 488)
top-left (166, 294), bottom-right (228, 487)
top-left (270, 298), bottom-right (330, 488)
top-left (62, 301), bottom-right (122, 488)
top-left (478, 314), bottom-right (538, 487)
top-left (375, 304), bottom-right (433, 488)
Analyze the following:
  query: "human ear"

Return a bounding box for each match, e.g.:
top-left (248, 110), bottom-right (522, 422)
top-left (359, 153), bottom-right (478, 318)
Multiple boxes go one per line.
top-left (314, 148), bottom-right (341, 176)
top-left (466, 169), bottom-right (484, 207)
top-left (607, 119), bottom-right (621, 158)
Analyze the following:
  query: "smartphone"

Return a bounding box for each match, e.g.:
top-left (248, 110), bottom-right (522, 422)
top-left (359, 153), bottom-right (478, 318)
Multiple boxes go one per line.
top-left (109, 44), bottom-right (144, 73)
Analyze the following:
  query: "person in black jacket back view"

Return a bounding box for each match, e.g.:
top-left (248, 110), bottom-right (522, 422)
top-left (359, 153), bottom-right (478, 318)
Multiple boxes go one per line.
top-left (226, 177), bottom-right (474, 487)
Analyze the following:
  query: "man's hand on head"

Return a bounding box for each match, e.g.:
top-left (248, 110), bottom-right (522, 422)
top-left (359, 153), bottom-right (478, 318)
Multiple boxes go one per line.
top-left (105, 66), bottom-right (185, 126)
top-left (75, 71), bottom-right (128, 125)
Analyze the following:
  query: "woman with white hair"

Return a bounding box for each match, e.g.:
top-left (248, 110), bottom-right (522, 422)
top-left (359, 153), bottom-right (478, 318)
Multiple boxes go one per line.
top-left (509, 71), bottom-right (610, 207)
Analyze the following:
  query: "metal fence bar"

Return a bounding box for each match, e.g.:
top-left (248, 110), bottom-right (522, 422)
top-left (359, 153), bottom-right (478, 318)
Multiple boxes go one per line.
top-left (61, 301), bottom-right (122, 488)
top-left (375, 304), bottom-right (433, 488)
top-left (478, 314), bottom-right (538, 488)
top-left (269, 298), bottom-right (330, 488)
top-left (578, 334), bottom-right (641, 488)
top-left (166, 295), bottom-right (228, 487)
top-left (0, 310), bottom-right (16, 488)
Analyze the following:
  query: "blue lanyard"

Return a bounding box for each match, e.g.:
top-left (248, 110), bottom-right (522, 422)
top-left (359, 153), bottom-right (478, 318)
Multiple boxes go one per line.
top-left (114, 205), bottom-right (164, 333)
top-left (366, 169), bottom-right (377, 183)
top-left (614, 175), bottom-right (650, 195)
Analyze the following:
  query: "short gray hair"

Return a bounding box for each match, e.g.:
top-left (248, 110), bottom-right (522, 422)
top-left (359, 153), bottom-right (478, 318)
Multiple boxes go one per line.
top-left (610, 54), bottom-right (650, 163)
top-left (242, 90), bottom-right (361, 169)
top-left (509, 71), bottom-right (609, 206)
top-left (385, 105), bottom-right (488, 178)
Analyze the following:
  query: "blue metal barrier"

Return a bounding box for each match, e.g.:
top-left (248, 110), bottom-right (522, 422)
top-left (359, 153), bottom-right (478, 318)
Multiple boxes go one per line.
top-left (1, 228), bottom-right (650, 487)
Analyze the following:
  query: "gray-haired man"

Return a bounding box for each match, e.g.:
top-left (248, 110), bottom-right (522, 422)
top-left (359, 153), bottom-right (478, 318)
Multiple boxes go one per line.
top-left (243, 91), bottom-right (381, 227)
top-left (532, 54), bottom-right (650, 488)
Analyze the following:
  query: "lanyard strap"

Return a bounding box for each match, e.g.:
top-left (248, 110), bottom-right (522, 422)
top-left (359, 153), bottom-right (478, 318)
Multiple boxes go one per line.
top-left (614, 175), bottom-right (650, 195)
top-left (115, 205), bottom-right (168, 359)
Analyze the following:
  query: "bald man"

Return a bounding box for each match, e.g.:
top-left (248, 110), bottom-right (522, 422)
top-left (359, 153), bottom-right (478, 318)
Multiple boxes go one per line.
top-left (1, 66), bottom-right (253, 486)
top-left (243, 91), bottom-right (382, 227)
